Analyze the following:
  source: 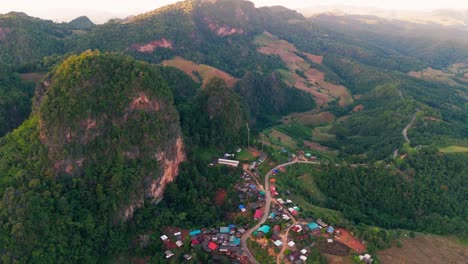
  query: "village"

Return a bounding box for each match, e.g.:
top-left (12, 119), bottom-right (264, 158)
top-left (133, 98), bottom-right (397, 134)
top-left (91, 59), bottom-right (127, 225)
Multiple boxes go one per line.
top-left (159, 148), bottom-right (373, 264)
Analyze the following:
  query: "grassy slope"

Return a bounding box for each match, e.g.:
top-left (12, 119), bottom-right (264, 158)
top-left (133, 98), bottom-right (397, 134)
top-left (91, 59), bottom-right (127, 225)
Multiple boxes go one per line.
top-left (378, 234), bottom-right (468, 264)
top-left (439, 145), bottom-right (468, 153)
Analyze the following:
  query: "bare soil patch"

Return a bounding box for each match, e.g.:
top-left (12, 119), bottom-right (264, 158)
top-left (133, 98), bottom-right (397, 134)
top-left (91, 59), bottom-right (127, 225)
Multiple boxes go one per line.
top-left (127, 38), bottom-right (172, 53)
top-left (317, 240), bottom-right (350, 256)
top-left (378, 235), bottom-right (468, 264)
top-left (214, 189), bottom-right (227, 206)
top-left (205, 17), bottom-right (245, 36)
top-left (336, 115), bottom-right (350, 123)
top-left (303, 52), bottom-right (324, 64)
top-left (352, 104), bottom-right (364, 112)
top-left (323, 254), bottom-right (355, 264)
top-left (247, 147), bottom-right (261, 158)
top-left (335, 228), bottom-right (366, 254)
top-left (162, 56), bottom-right (237, 87)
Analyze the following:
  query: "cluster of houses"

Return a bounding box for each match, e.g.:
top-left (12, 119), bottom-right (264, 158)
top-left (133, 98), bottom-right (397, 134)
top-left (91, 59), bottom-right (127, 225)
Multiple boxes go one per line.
top-left (235, 172), bottom-right (266, 217)
top-left (160, 225), bottom-right (246, 260)
top-left (189, 226), bottom-right (245, 257)
top-left (160, 232), bottom-right (193, 261)
top-left (276, 197), bottom-right (301, 217)
top-left (160, 169), bottom-right (265, 261)
top-left (248, 153), bottom-right (268, 171)
top-left (255, 222), bottom-right (314, 263)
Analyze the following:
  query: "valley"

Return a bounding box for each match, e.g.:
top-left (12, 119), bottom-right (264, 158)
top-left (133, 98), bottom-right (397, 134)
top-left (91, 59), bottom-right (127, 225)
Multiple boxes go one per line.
top-left (0, 0), bottom-right (466, 263)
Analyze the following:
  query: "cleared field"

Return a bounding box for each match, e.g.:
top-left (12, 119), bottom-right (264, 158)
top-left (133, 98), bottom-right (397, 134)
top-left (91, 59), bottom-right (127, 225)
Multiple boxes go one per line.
top-left (378, 234), bottom-right (468, 264)
top-left (213, 189), bottom-right (227, 206)
top-left (335, 228), bottom-right (366, 254)
top-left (439, 145), bottom-right (468, 153)
top-left (255, 32), bottom-right (353, 107)
top-left (303, 52), bottom-right (323, 64)
top-left (323, 254), bottom-right (354, 264)
top-left (292, 195), bottom-right (345, 224)
top-left (267, 129), bottom-right (297, 148)
top-left (298, 174), bottom-right (326, 203)
top-left (297, 112), bottom-right (336, 126)
top-left (236, 148), bottom-right (255, 161)
top-left (312, 126), bottom-right (336, 142)
top-left (303, 140), bottom-right (330, 151)
top-left (276, 123), bottom-right (313, 140)
top-left (162, 56), bottom-right (237, 87)
top-left (283, 110), bottom-right (336, 127)
top-left (408, 64), bottom-right (468, 85)
top-left (352, 104), bottom-right (364, 112)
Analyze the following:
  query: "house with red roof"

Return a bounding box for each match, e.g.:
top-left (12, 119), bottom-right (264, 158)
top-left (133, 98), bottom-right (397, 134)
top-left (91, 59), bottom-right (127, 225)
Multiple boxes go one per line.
top-left (208, 241), bottom-right (218, 251)
top-left (254, 209), bottom-right (263, 220)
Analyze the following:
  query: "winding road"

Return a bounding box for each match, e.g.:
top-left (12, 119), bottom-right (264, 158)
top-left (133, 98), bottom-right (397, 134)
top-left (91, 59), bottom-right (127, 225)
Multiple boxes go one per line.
top-left (394, 109), bottom-right (420, 158)
top-left (402, 110), bottom-right (419, 143)
top-left (240, 160), bottom-right (319, 264)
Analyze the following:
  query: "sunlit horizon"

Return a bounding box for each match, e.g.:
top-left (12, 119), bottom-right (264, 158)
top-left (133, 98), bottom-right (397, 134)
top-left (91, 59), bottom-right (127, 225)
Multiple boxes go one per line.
top-left (1, 0), bottom-right (467, 24)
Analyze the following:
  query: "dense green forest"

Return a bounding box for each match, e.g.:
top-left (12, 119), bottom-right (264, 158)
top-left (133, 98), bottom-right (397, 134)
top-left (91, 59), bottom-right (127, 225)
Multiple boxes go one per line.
top-left (312, 149), bottom-right (467, 238)
top-left (0, 71), bottom-right (35, 136)
top-left (0, 115), bottom-right (244, 263)
top-left (179, 78), bottom-right (250, 149)
top-left (235, 71), bottom-right (316, 127)
top-left (0, 51), bottom-right (185, 262)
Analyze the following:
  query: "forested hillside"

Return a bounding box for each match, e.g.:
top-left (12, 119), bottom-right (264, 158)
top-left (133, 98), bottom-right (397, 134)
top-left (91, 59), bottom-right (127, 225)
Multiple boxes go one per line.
top-left (313, 148), bottom-right (467, 238)
top-left (0, 0), bottom-right (467, 262)
top-left (0, 70), bottom-right (35, 136)
top-left (0, 51), bottom-right (186, 262)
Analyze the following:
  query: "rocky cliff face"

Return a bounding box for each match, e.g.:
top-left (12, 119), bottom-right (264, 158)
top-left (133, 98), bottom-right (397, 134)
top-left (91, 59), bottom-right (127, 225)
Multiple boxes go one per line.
top-left (37, 51), bottom-right (185, 220)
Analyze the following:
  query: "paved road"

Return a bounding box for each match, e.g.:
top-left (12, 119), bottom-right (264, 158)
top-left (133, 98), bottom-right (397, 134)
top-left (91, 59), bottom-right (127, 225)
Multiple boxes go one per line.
top-left (402, 110), bottom-right (420, 143)
top-left (240, 160), bottom-right (319, 264)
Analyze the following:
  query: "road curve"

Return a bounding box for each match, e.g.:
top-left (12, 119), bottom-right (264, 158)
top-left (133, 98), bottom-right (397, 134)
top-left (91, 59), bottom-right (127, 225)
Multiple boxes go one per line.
top-left (240, 160), bottom-right (319, 264)
top-left (402, 110), bottom-right (419, 143)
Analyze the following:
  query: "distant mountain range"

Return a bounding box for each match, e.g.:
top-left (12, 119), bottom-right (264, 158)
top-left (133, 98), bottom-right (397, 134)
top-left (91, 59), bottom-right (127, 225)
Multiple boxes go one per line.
top-left (299, 6), bottom-right (468, 28)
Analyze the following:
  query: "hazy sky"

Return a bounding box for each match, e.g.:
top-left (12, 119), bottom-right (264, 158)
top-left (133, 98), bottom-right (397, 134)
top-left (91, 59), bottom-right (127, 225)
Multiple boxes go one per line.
top-left (1, 0), bottom-right (467, 23)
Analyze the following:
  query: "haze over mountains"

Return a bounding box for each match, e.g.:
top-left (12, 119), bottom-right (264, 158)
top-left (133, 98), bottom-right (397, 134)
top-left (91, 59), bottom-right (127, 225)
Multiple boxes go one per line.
top-left (0, 0), bottom-right (466, 263)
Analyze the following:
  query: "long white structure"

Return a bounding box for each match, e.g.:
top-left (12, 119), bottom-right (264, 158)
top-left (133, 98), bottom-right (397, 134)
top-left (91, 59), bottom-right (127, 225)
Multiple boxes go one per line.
top-left (218, 158), bottom-right (239, 167)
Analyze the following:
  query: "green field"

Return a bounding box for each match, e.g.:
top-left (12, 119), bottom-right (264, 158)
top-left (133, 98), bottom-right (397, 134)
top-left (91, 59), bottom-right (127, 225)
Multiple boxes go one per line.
top-left (440, 145), bottom-right (468, 153)
top-left (312, 125), bottom-right (336, 142)
top-left (236, 148), bottom-right (255, 161)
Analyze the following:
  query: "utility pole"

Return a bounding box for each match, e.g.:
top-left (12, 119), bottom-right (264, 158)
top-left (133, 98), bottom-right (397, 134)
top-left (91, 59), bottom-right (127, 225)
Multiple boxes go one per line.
top-left (247, 123), bottom-right (250, 148)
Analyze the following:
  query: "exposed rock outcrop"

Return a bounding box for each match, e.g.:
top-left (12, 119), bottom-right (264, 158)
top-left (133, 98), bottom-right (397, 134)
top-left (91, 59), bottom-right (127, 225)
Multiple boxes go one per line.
top-left (127, 38), bottom-right (173, 53)
top-left (37, 51), bottom-right (185, 220)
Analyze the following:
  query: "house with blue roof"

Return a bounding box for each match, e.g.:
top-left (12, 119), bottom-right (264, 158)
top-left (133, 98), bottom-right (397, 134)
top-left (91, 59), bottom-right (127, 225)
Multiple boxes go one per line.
top-left (189, 229), bottom-right (201, 236)
top-left (327, 226), bottom-right (335, 234)
top-left (308, 222), bottom-right (319, 230)
top-left (229, 237), bottom-right (241, 246)
top-left (239, 204), bottom-right (246, 212)
top-left (257, 225), bottom-right (271, 234)
top-left (220, 227), bottom-right (230, 234)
